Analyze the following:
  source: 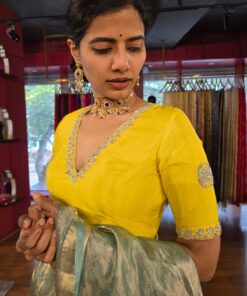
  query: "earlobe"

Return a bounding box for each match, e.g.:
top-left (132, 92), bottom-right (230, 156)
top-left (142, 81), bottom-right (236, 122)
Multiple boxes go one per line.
top-left (67, 39), bottom-right (81, 65)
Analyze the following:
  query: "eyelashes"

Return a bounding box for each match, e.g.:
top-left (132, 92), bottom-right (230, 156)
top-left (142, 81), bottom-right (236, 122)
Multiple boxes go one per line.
top-left (92, 48), bottom-right (111, 54)
top-left (128, 47), bottom-right (143, 53)
top-left (92, 47), bottom-right (143, 55)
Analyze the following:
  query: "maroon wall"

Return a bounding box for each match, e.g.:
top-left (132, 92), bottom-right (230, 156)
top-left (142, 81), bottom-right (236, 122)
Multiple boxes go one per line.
top-left (0, 5), bottom-right (30, 240)
top-left (23, 33), bottom-right (247, 68)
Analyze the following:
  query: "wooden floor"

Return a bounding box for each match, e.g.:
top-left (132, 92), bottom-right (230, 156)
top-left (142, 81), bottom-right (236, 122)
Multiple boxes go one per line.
top-left (0, 204), bottom-right (246, 295)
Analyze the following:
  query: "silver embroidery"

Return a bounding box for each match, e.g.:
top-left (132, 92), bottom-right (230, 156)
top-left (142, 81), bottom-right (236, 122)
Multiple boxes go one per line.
top-left (198, 163), bottom-right (214, 188)
top-left (176, 223), bottom-right (222, 240)
top-left (66, 104), bottom-right (153, 182)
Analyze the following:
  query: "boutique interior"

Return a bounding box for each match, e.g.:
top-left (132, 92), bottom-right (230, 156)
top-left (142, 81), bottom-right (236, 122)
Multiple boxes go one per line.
top-left (0, 0), bottom-right (246, 295)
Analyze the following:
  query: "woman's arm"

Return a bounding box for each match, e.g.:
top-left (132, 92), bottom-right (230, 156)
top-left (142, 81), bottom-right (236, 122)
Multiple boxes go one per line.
top-left (176, 236), bottom-right (221, 282)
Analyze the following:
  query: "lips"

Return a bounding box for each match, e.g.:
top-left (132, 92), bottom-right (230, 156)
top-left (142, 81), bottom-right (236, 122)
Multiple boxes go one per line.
top-left (106, 77), bottom-right (132, 89)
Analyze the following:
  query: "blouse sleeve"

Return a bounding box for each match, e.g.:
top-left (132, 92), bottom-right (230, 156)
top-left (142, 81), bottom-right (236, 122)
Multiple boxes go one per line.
top-left (157, 108), bottom-right (221, 240)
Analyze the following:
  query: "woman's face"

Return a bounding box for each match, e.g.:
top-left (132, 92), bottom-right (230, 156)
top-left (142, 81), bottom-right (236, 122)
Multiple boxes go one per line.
top-left (69, 6), bottom-right (146, 99)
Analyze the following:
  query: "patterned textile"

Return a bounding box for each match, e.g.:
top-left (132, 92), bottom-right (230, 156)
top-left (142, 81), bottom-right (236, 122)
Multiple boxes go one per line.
top-left (163, 88), bottom-right (247, 204)
top-left (219, 89), bottom-right (239, 203)
top-left (210, 91), bottom-right (222, 199)
top-left (31, 204), bottom-right (203, 296)
top-left (237, 88), bottom-right (247, 203)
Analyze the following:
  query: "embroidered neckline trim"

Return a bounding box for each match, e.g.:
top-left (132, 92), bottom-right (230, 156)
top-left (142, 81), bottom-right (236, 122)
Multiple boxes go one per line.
top-left (66, 103), bottom-right (153, 182)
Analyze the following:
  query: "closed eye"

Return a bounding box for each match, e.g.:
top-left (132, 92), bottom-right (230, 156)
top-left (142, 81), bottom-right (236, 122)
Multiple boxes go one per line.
top-left (128, 47), bottom-right (142, 53)
top-left (92, 48), bottom-right (112, 54)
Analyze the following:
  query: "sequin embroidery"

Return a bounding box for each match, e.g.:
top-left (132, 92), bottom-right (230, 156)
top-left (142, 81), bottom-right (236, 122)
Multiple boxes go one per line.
top-left (176, 223), bottom-right (221, 240)
top-left (198, 163), bottom-right (214, 188)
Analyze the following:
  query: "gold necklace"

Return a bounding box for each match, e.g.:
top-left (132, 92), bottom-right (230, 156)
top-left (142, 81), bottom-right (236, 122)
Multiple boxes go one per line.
top-left (90, 94), bottom-right (135, 119)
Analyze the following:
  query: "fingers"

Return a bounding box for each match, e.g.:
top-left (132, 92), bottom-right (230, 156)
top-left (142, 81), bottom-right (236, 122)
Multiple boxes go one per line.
top-left (16, 228), bottom-right (30, 253)
top-left (32, 192), bottom-right (57, 219)
top-left (16, 219), bottom-right (45, 253)
top-left (28, 205), bottom-right (44, 222)
top-left (48, 195), bottom-right (55, 203)
top-left (26, 217), bottom-right (55, 256)
top-left (16, 192), bottom-right (58, 264)
top-left (18, 215), bottom-right (32, 229)
top-left (37, 230), bottom-right (56, 264)
top-left (25, 218), bottom-right (46, 249)
top-left (45, 230), bottom-right (56, 263)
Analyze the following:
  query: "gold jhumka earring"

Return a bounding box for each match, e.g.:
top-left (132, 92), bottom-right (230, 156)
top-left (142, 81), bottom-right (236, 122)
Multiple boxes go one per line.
top-left (74, 64), bottom-right (84, 93)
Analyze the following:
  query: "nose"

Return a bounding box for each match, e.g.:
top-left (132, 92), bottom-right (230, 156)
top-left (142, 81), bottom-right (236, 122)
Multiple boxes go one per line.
top-left (111, 47), bottom-right (130, 73)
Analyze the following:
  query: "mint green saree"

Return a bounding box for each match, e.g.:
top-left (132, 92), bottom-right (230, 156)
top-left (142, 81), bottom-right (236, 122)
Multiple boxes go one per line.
top-left (31, 204), bottom-right (202, 295)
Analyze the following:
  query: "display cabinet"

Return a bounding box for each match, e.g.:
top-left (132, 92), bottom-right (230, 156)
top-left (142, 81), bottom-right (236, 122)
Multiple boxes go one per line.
top-left (0, 5), bottom-right (30, 240)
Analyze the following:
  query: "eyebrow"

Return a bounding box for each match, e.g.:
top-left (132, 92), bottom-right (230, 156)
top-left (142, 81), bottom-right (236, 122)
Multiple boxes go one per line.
top-left (89, 35), bottom-right (145, 44)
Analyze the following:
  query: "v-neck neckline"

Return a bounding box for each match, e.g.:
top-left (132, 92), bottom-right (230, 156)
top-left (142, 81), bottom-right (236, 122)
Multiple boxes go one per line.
top-left (66, 103), bottom-right (154, 182)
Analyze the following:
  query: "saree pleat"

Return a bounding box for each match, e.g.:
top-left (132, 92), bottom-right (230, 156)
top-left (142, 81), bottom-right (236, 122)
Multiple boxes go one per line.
top-left (210, 91), bottom-right (221, 200)
top-left (221, 89), bottom-right (238, 203)
top-left (204, 91), bottom-right (212, 166)
top-left (237, 88), bottom-right (247, 203)
top-left (233, 89), bottom-right (239, 203)
top-left (196, 92), bottom-right (206, 143)
top-left (31, 205), bottom-right (203, 296)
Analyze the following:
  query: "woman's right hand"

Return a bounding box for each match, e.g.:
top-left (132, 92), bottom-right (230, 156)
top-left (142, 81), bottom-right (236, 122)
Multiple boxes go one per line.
top-left (16, 194), bottom-right (57, 264)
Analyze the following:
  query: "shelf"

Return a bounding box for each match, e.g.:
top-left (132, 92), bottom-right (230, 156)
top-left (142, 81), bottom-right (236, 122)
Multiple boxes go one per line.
top-left (0, 70), bottom-right (18, 81)
top-left (0, 195), bottom-right (22, 207)
top-left (0, 138), bottom-right (21, 144)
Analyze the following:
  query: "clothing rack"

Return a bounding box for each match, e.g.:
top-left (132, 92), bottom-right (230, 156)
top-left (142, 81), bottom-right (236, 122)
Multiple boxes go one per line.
top-left (162, 79), bottom-right (247, 205)
top-left (160, 75), bottom-right (245, 93)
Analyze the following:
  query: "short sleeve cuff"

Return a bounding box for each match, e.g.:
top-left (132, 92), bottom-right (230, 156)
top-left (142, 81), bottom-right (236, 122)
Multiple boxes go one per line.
top-left (176, 223), bottom-right (222, 240)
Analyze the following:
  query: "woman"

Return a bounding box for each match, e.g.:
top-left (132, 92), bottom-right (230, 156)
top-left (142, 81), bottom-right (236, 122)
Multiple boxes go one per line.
top-left (17, 0), bottom-right (221, 294)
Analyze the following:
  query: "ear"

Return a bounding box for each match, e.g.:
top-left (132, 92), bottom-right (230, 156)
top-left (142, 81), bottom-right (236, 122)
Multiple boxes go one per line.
top-left (67, 39), bottom-right (81, 65)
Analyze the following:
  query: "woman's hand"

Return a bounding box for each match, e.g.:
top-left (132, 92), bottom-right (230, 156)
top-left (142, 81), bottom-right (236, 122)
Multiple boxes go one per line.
top-left (16, 192), bottom-right (58, 265)
top-left (32, 192), bottom-right (58, 219)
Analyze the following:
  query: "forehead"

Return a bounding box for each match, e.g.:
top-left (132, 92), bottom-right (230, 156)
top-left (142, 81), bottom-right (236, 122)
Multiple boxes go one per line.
top-left (83, 6), bottom-right (145, 40)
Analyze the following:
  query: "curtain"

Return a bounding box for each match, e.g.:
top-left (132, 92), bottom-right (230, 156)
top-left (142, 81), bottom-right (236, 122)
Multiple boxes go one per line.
top-left (55, 93), bottom-right (93, 129)
top-left (163, 88), bottom-right (247, 204)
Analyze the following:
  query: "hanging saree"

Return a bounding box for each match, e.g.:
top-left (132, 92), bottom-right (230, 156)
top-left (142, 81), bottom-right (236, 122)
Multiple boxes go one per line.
top-left (163, 87), bottom-right (246, 204)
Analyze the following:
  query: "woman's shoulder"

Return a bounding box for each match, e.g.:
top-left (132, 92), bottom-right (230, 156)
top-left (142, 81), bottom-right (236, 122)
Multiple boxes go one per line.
top-left (147, 104), bottom-right (186, 124)
top-left (146, 104), bottom-right (196, 140)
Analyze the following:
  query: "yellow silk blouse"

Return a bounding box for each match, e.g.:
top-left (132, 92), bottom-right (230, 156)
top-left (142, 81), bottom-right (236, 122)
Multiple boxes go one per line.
top-left (46, 104), bottom-right (221, 239)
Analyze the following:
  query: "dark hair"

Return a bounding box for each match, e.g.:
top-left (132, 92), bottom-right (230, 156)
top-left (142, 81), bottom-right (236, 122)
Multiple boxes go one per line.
top-left (147, 95), bottom-right (156, 103)
top-left (67, 0), bottom-right (151, 47)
